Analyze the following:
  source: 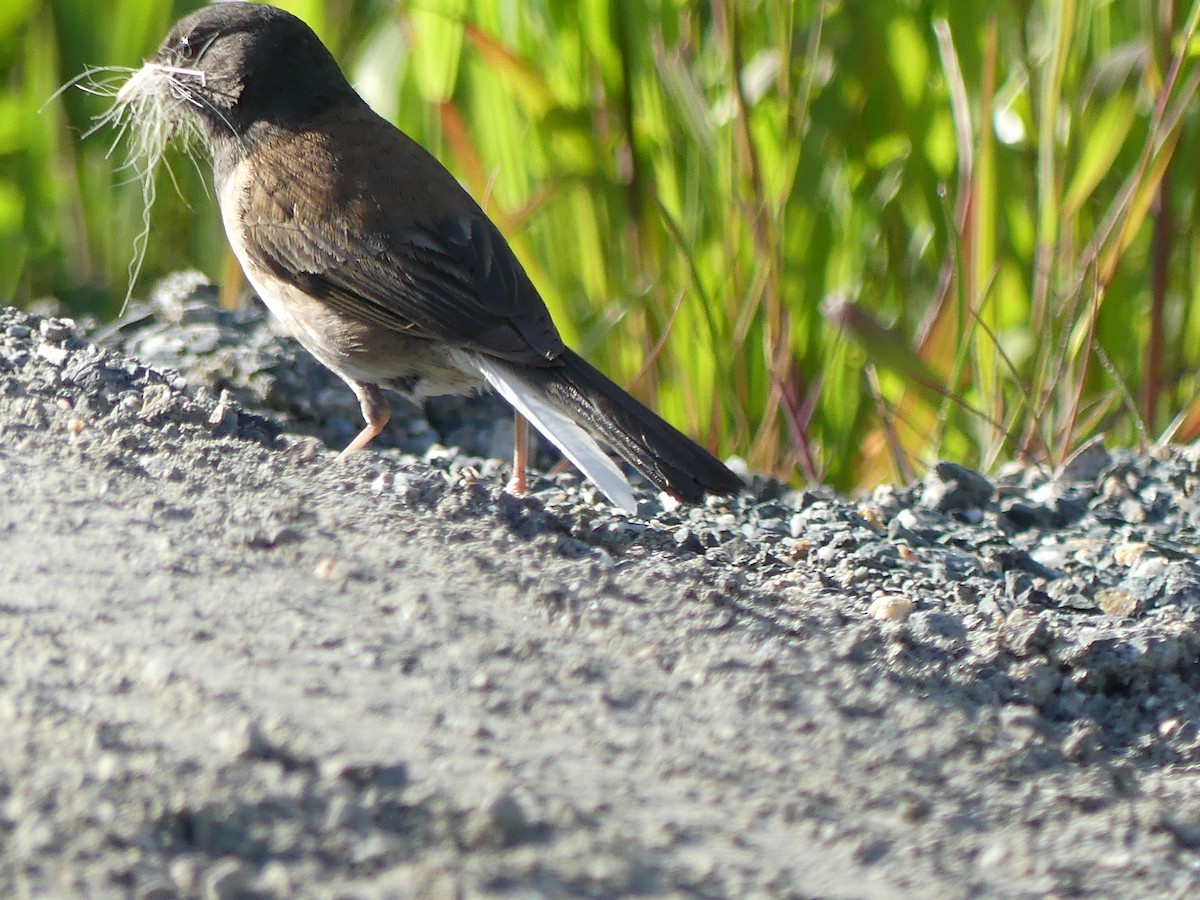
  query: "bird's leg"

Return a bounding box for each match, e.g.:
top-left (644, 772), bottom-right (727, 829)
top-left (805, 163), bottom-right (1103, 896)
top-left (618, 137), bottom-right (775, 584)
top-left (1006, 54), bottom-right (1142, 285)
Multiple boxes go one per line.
top-left (339, 381), bottom-right (390, 458)
top-left (507, 411), bottom-right (529, 494)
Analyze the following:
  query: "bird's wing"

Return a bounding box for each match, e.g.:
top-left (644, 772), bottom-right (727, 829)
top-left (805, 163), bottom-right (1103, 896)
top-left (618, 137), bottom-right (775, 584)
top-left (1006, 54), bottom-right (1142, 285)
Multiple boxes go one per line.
top-left (234, 111), bottom-right (566, 369)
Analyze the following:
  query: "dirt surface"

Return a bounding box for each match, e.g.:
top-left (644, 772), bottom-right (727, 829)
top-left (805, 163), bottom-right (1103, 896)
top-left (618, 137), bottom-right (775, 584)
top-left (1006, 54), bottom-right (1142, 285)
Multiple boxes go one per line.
top-left (3, 303), bottom-right (1200, 898)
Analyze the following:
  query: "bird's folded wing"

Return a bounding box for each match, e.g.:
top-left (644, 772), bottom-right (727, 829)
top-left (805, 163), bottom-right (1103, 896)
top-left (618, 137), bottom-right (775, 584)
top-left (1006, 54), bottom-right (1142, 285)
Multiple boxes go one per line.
top-left (237, 132), bottom-right (565, 368)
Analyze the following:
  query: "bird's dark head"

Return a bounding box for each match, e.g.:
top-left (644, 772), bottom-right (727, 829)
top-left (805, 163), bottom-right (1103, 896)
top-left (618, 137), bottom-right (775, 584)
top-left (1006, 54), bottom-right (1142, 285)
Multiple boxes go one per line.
top-left (117, 2), bottom-right (358, 153)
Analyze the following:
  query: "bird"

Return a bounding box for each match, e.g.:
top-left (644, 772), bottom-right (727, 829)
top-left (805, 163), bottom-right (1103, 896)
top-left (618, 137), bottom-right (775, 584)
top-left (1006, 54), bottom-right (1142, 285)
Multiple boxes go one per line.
top-left (110, 1), bottom-right (742, 513)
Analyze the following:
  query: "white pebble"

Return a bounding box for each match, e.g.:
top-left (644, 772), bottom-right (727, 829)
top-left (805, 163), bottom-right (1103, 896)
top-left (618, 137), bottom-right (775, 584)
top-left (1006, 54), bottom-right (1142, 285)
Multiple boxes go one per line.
top-left (868, 594), bottom-right (913, 621)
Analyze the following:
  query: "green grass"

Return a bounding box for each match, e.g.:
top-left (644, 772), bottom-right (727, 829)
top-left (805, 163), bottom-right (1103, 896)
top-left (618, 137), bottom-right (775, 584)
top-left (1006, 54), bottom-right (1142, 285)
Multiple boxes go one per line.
top-left (4, 0), bottom-right (1200, 491)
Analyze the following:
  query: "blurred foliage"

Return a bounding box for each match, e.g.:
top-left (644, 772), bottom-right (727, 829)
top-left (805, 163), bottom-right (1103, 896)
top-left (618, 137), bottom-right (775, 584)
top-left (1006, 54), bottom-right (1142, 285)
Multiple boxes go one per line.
top-left (4, 0), bottom-right (1200, 490)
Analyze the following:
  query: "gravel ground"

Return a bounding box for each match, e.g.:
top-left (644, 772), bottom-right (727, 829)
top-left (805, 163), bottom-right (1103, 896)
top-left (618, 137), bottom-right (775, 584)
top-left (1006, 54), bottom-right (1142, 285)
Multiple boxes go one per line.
top-left (3, 277), bottom-right (1200, 897)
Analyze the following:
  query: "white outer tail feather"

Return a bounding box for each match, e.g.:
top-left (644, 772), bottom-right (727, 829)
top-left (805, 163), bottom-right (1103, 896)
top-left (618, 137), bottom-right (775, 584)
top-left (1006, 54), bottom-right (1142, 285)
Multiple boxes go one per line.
top-left (473, 357), bottom-right (638, 514)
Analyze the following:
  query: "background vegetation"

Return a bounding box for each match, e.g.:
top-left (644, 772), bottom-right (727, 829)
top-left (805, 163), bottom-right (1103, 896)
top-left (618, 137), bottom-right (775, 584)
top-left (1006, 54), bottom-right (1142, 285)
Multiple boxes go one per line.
top-left (3, 0), bottom-right (1200, 490)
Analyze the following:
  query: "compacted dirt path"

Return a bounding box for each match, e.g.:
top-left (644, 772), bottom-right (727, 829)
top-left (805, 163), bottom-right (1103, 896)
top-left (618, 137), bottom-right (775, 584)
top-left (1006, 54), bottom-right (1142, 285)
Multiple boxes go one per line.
top-left (3, 292), bottom-right (1200, 897)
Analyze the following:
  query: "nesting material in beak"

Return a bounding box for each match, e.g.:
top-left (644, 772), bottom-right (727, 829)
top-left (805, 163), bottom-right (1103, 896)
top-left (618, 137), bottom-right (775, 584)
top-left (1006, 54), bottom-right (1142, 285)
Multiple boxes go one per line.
top-left (56, 61), bottom-right (208, 311)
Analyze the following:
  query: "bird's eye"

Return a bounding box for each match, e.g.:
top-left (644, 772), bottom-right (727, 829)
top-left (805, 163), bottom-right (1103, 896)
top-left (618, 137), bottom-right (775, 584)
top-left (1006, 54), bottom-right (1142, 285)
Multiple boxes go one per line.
top-left (178, 35), bottom-right (196, 60)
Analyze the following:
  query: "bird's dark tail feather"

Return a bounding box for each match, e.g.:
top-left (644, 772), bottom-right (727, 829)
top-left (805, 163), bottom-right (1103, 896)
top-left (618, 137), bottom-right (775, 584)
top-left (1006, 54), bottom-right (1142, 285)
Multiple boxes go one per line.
top-left (536, 349), bottom-right (743, 503)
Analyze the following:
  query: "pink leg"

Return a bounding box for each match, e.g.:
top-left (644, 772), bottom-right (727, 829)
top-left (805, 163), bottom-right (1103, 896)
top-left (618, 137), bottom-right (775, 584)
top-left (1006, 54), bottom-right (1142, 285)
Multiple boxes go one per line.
top-left (339, 381), bottom-right (390, 458)
top-left (508, 412), bottom-right (529, 494)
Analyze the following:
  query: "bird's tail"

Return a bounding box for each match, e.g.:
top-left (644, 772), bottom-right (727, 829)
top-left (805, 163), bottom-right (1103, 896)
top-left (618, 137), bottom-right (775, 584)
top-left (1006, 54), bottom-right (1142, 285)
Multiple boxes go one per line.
top-left (474, 350), bottom-right (742, 511)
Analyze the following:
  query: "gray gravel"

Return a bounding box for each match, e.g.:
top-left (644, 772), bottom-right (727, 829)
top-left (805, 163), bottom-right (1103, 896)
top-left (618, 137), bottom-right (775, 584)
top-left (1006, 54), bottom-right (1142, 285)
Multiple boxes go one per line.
top-left (4, 277), bottom-right (1200, 897)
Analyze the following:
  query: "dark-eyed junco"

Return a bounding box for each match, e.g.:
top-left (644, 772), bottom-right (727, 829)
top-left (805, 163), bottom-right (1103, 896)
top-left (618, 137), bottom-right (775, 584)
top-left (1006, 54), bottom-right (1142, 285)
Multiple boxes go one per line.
top-left (112, 1), bottom-right (741, 512)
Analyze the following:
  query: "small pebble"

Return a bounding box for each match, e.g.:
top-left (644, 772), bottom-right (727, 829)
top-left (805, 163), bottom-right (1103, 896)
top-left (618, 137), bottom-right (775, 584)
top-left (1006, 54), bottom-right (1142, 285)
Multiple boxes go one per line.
top-left (464, 792), bottom-right (538, 848)
top-left (868, 594), bottom-right (913, 621)
top-left (1095, 587), bottom-right (1139, 618)
top-left (1112, 542), bottom-right (1149, 566)
top-left (39, 317), bottom-right (76, 343)
top-left (36, 343), bottom-right (68, 366)
top-left (1159, 718), bottom-right (1181, 738)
